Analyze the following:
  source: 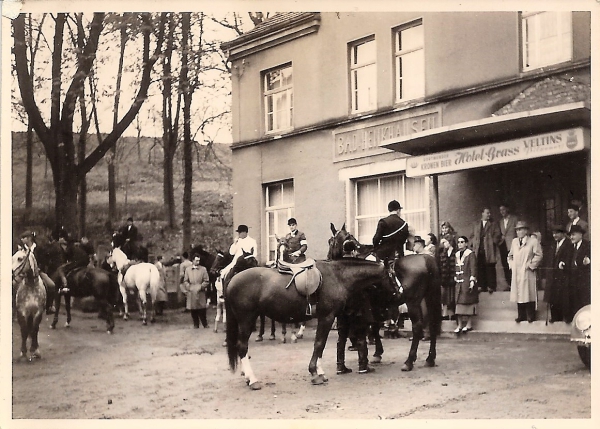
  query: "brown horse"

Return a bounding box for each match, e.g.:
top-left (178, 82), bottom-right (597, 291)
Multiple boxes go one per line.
top-left (225, 236), bottom-right (398, 389)
top-left (329, 223), bottom-right (442, 372)
top-left (12, 248), bottom-right (46, 361)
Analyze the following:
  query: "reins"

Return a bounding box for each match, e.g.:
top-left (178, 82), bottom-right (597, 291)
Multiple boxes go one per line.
top-left (12, 248), bottom-right (32, 282)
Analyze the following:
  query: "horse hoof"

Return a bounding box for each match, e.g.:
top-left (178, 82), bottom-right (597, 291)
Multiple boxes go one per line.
top-left (31, 352), bottom-right (41, 360)
top-left (424, 359), bottom-right (436, 368)
top-left (296, 334), bottom-right (303, 339)
top-left (311, 374), bottom-right (326, 385)
top-left (401, 363), bottom-right (414, 372)
top-left (107, 330), bottom-right (113, 335)
top-left (142, 320), bottom-right (147, 326)
top-left (282, 338), bottom-right (287, 344)
top-left (65, 322), bottom-right (70, 328)
top-left (49, 325), bottom-right (56, 330)
top-left (249, 381), bottom-right (262, 390)
top-left (291, 336), bottom-right (297, 343)
top-left (371, 355), bottom-right (382, 364)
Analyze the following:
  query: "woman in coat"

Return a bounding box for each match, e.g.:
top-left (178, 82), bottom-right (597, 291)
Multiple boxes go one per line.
top-left (507, 221), bottom-right (543, 323)
top-left (454, 236), bottom-right (478, 333)
top-left (438, 236), bottom-right (457, 321)
top-left (182, 254), bottom-right (210, 328)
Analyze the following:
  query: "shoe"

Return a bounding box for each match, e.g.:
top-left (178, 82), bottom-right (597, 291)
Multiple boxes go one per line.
top-left (466, 327), bottom-right (473, 332)
top-left (358, 366), bottom-right (375, 374)
top-left (371, 355), bottom-right (382, 364)
top-left (548, 319), bottom-right (556, 324)
top-left (489, 290), bottom-right (494, 294)
top-left (515, 318), bottom-right (525, 323)
top-left (194, 325), bottom-right (200, 329)
top-left (222, 341), bottom-right (227, 347)
top-left (269, 334), bottom-right (276, 341)
top-left (527, 318), bottom-right (534, 323)
top-left (255, 335), bottom-right (263, 342)
top-left (453, 327), bottom-right (461, 334)
top-left (336, 365), bottom-right (352, 375)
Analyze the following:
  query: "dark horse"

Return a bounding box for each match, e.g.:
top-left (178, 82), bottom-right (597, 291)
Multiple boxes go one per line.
top-left (329, 223), bottom-right (442, 372)
top-left (225, 234), bottom-right (398, 389)
top-left (13, 248), bottom-right (46, 361)
top-left (37, 241), bottom-right (120, 333)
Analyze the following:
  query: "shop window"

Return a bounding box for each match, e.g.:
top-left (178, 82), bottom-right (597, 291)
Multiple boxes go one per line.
top-left (264, 64), bottom-right (293, 133)
top-left (394, 20), bottom-right (424, 102)
top-left (355, 174), bottom-right (428, 246)
top-left (265, 181), bottom-right (294, 261)
top-left (350, 38), bottom-right (377, 113)
top-left (521, 11), bottom-right (572, 71)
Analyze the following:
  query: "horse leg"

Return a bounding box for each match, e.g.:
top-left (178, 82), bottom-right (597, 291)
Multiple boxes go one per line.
top-left (18, 316), bottom-right (29, 360)
top-left (238, 318), bottom-right (261, 390)
top-left (297, 322), bottom-right (305, 339)
top-left (281, 323), bottom-right (287, 344)
top-left (139, 292), bottom-right (147, 325)
top-left (120, 285), bottom-right (129, 320)
top-left (65, 295), bottom-right (72, 328)
top-left (101, 299), bottom-right (115, 334)
top-left (402, 302), bottom-right (424, 372)
top-left (309, 314), bottom-right (335, 385)
top-left (30, 313), bottom-right (43, 360)
top-left (50, 292), bottom-right (61, 329)
top-left (149, 293), bottom-right (156, 324)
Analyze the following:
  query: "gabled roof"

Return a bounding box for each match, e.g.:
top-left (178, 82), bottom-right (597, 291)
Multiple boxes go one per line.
top-left (493, 76), bottom-right (590, 116)
top-left (221, 12), bottom-right (320, 52)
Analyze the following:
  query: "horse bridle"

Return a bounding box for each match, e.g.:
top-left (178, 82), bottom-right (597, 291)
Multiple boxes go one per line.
top-left (12, 248), bottom-right (32, 282)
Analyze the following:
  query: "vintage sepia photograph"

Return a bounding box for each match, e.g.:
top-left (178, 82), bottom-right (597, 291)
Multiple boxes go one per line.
top-left (1, 0), bottom-right (596, 426)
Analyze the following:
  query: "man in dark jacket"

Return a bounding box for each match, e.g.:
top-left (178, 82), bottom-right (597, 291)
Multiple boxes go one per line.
top-left (372, 200), bottom-right (409, 265)
top-left (568, 224), bottom-right (590, 317)
top-left (470, 207), bottom-right (501, 294)
top-left (543, 225), bottom-right (574, 323)
top-left (56, 237), bottom-right (91, 293)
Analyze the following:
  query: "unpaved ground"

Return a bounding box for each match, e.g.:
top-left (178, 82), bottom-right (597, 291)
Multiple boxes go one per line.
top-left (9, 307), bottom-right (591, 420)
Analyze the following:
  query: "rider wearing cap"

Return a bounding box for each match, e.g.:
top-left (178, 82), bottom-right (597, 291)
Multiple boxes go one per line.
top-left (372, 200), bottom-right (410, 265)
top-left (56, 235), bottom-right (91, 294)
top-left (220, 225), bottom-right (258, 284)
top-left (283, 218), bottom-right (308, 264)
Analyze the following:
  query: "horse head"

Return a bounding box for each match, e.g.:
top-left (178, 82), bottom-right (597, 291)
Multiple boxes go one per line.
top-left (328, 223), bottom-right (360, 260)
top-left (12, 248), bottom-right (38, 283)
top-left (211, 249), bottom-right (233, 276)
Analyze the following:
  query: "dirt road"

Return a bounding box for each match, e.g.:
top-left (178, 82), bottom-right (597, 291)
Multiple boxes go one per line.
top-left (9, 307), bottom-right (591, 420)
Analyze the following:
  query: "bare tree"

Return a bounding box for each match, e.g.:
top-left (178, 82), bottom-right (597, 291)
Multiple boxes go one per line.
top-left (13, 13), bottom-right (166, 234)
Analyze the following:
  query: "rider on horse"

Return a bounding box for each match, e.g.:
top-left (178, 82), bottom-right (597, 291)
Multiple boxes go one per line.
top-left (220, 225), bottom-right (257, 284)
top-left (18, 231), bottom-right (56, 314)
top-left (56, 235), bottom-right (90, 294)
top-left (372, 200), bottom-right (410, 266)
top-left (282, 218), bottom-right (308, 264)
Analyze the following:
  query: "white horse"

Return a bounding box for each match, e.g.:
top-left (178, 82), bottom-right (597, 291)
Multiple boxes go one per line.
top-left (107, 247), bottom-right (161, 325)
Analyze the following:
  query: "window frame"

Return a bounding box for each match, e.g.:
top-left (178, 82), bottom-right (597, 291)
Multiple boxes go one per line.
top-left (264, 180), bottom-right (295, 261)
top-left (349, 36), bottom-right (377, 114)
top-left (393, 19), bottom-right (425, 103)
top-left (521, 11), bottom-right (573, 72)
top-left (263, 63), bottom-right (294, 134)
top-left (353, 173), bottom-right (430, 245)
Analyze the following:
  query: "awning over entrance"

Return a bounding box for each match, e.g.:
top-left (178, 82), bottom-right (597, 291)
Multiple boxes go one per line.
top-left (380, 102), bottom-right (590, 156)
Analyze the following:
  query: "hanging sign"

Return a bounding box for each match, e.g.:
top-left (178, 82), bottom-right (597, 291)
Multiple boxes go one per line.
top-left (406, 128), bottom-right (585, 177)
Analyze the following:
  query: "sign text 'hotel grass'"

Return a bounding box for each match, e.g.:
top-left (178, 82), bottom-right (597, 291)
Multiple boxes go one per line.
top-left (406, 128), bottom-right (585, 177)
top-left (333, 111), bottom-right (440, 162)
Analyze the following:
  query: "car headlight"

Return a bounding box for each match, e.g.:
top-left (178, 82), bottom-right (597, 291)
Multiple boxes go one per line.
top-left (574, 307), bottom-right (592, 332)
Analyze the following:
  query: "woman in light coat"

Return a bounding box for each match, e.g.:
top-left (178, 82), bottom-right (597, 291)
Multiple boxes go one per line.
top-left (454, 236), bottom-right (478, 333)
top-left (182, 254), bottom-right (210, 328)
top-left (507, 221), bottom-right (543, 323)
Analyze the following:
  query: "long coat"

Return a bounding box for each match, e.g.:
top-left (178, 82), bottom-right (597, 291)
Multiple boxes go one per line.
top-left (543, 238), bottom-right (573, 310)
top-left (470, 220), bottom-right (501, 264)
top-left (508, 235), bottom-right (543, 303)
top-left (439, 246), bottom-right (456, 308)
top-left (372, 214), bottom-right (409, 261)
top-left (454, 249), bottom-right (478, 305)
top-left (569, 239), bottom-right (591, 314)
top-left (182, 265), bottom-right (210, 310)
top-left (498, 215), bottom-right (518, 249)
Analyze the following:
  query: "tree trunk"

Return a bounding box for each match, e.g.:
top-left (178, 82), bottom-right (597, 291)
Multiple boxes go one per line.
top-left (25, 123), bottom-right (33, 216)
top-left (182, 12), bottom-right (192, 251)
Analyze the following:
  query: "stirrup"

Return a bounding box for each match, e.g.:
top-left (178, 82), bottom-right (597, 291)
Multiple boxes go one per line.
top-left (306, 303), bottom-right (315, 316)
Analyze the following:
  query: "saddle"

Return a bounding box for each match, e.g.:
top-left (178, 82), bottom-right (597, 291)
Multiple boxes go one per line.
top-left (276, 258), bottom-right (321, 315)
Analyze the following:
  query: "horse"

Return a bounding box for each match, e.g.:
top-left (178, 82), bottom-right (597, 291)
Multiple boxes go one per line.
top-left (328, 223), bottom-right (442, 372)
top-left (111, 231), bottom-right (149, 262)
top-left (32, 241), bottom-right (63, 314)
top-left (49, 266), bottom-right (120, 334)
top-left (107, 246), bottom-right (162, 325)
top-left (225, 233), bottom-right (398, 389)
top-left (12, 248), bottom-right (46, 361)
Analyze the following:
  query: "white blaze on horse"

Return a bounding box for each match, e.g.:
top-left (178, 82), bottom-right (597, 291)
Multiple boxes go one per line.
top-left (12, 248), bottom-right (46, 361)
top-left (107, 247), bottom-right (161, 325)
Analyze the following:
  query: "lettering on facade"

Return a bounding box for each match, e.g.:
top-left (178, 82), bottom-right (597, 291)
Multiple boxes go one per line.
top-left (333, 111), bottom-right (440, 162)
top-left (406, 128), bottom-right (585, 178)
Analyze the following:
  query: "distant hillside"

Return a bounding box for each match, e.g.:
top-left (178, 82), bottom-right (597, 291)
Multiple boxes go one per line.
top-left (11, 131), bottom-right (234, 259)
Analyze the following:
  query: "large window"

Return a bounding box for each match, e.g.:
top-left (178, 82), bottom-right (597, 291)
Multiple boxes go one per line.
top-left (350, 38), bottom-right (377, 113)
top-left (265, 181), bottom-right (295, 261)
top-left (264, 64), bottom-right (293, 133)
top-left (394, 20), bottom-right (424, 102)
top-left (521, 12), bottom-right (572, 71)
top-left (355, 174), bottom-right (428, 246)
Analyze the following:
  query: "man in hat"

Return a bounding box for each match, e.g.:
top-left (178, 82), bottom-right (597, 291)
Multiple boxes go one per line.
top-left (507, 221), bottom-right (543, 323)
top-left (220, 225), bottom-right (258, 285)
top-left (119, 217), bottom-right (139, 243)
top-left (412, 236), bottom-right (426, 254)
top-left (372, 200), bottom-right (409, 266)
top-left (566, 204), bottom-right (588, 240)
top-left (470, 207), bottom-right (502, 294)
top-left (56, 236), bottom-right (91, 294)
top-left (283, 218), bottom-right (308, 263)
top-left (543, 225), bottom-right (574, 323)
top-left (568, 224), bottom-right (590, 317)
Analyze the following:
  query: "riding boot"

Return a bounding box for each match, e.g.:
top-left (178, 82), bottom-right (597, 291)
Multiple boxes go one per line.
top-left (356, 337), bottom-right (374, 374)
top-left (336, 342), bottom-right (352, 374)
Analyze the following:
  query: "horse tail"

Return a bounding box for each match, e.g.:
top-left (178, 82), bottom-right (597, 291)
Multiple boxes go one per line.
top-left (425, 255), bottom-right (443, 337)
top-left (148, 265), bottom-right (161, 299)
top-left (225, 285), bottom-right (239, 372)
